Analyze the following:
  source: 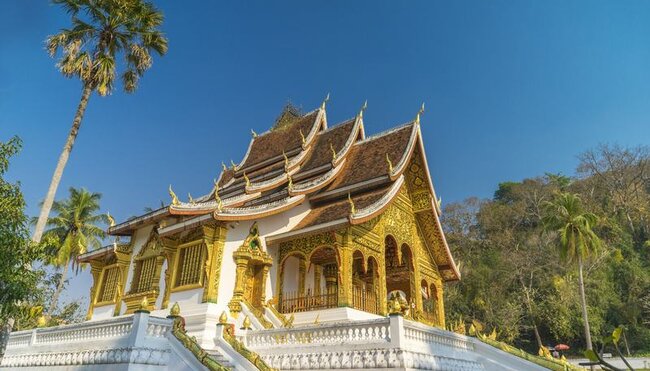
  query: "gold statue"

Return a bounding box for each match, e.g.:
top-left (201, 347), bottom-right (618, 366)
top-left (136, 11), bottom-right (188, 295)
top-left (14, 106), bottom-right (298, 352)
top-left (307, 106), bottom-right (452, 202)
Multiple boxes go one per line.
top-left (168, 185), bottom-right (180, 206)
top-left (106, 212), bottom-right (115, 228)
top-left (242, 222), bottom-right (261, 250)
top-left (348, 193), bottom-right (356, 214)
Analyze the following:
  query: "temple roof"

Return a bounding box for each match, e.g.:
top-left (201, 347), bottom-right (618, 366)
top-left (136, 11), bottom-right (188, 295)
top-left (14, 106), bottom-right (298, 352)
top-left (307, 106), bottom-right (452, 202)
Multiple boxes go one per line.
top-left (108, 99), bottom-right (459, 281)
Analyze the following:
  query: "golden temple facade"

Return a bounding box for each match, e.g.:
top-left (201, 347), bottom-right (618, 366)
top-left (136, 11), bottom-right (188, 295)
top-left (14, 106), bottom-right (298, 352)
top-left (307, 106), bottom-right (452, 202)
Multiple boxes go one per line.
top-left (78, 98), bottom-right (460, 330)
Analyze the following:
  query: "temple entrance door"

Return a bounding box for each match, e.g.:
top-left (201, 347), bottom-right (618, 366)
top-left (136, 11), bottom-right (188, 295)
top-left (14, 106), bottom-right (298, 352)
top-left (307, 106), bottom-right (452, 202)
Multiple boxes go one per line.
top-left (384, 235), bottom-right (414, 314)
top-left (245, 264), bottom-right (265, 309)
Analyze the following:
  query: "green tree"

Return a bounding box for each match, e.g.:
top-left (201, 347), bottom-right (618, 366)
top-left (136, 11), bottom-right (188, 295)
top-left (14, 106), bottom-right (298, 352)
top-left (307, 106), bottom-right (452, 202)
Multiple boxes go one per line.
top-left (41, 188), bottom-right (107, 314)
top-left (0, 137), bottom-right (44, 358)
top-left (542, 192), bottom-right (602, 352)
top-left (32, 0), bottom-right (168, 243)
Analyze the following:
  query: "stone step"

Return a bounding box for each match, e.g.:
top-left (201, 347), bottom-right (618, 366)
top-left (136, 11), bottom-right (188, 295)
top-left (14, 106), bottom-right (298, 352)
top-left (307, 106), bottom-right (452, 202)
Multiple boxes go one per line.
top-left (206, 350), bottom-right (235, 370)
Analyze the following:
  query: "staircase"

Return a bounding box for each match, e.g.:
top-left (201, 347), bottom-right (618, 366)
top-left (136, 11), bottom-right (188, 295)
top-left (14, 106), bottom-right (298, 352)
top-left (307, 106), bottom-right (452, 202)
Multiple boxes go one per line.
top-left (206, 349), bottom-right (236, 370)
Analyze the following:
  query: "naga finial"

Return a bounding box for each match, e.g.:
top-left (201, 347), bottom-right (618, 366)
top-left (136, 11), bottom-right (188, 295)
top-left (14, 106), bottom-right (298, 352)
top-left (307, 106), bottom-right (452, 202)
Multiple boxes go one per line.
top-left (386, 153), bottom-right (393, 173)
top-left (320, 92), bottom-right (330, 110)
top-left (358, 100), bottom-right (368, 119)
top-left (348, 192), bottom-right (356, 215)
top-left (230, 160), bottom-right (237, 169)
top-left (242, 315), bottom-right (252, 330)
top-left (299, 129), bottom-right (306, 146)
top-left (251, 129), bottom-right (258, 138)
top-left (330, 142), bottom-right (337, 162)
top-left (169, 185), bottom-right (180, 206)
top-left (213, 179), bottom-right (223, 210)
top-left (243, 172), bottom-right (250, 187)
top-left (219, 311), bottom-right (228, 324)
top-left (283, 150), bottom-right (289, 169)
top-left (107, 211), bottom-right (115, 228)
top-left (287, 173), bottom-right (294, 192)
top-left (221, 161), bottom-right (227, 172)
top-left (437, 197), bottom-right (442, 209)
top-left (415, 102), bottom-right (425, 125)
top-left (188, 193), bottom-right (195, 204)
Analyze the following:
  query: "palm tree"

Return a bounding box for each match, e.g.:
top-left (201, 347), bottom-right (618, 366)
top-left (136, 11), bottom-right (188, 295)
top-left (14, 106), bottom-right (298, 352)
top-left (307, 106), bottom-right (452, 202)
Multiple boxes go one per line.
top-left (40, 187), bottom-right (108, 314)
top-left (32, 0), bottom-right (168, 243)
top-left (542, 192), bottom-right (602, 352)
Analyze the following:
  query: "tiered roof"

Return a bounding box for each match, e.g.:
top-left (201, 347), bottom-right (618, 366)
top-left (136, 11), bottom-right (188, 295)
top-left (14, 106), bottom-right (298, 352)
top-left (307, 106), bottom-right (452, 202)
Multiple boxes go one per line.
top-left (108, 100), bottom-right (459, 281)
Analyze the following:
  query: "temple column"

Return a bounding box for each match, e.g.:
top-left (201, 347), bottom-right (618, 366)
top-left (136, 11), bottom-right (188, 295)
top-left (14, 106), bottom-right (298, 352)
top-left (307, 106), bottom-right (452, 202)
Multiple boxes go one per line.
top-left (259, 265), bottom-right (270, 305)
top-left (228, 255), bottom-right (250, 315)
top-left (337, 230), bottom-right (354, 307)
top-left (298, 258), bottom-right (306, 295)
top-left (323, 264), bottom-right (338, 307)
top-left (85, 262), bottom-right (103, 320)
top-left (160, 237), bottom-right (179, 310)
top-left (114, 249), bottom-right (131, 316)
top-left (202, 224), bottom-right (228, 303)
top-left (314, 265), bottom-right (322, 296)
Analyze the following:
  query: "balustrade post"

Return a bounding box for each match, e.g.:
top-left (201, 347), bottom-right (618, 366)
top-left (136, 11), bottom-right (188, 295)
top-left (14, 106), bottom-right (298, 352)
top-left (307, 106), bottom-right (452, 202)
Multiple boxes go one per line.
top-left (29, 329), bottom-right (37, 347)
top-left (129, 309), bottom-right (150, 347)
top-left (389, 313), bottom-right (405, 348)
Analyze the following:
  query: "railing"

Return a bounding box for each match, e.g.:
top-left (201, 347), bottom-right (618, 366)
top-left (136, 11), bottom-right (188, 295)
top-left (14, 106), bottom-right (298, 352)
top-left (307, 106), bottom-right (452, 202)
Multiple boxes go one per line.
top-left (352, 286), bottom-right (379, 314)
top-left (402, 320), bottom-right (474, 351)
top-left (246, 318), bottom-right (391, 349)
top-left (279, 288), bottom-right (338, 313)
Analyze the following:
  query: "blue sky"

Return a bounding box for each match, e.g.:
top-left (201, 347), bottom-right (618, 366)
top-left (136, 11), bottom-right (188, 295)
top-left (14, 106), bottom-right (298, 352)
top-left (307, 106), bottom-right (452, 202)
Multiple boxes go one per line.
top-left (2, 1), bottom-right (650, 306)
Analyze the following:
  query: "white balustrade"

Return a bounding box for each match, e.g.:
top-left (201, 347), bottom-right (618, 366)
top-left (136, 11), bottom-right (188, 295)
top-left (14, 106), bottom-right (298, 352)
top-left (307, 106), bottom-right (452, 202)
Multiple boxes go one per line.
top-left (35, 316), bottom-right (134, 345)
top-left (402, 320), bottom-right (475, 351)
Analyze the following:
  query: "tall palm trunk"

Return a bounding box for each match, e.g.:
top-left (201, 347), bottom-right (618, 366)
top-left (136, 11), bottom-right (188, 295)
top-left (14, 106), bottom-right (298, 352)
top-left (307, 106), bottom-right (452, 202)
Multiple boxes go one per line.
top-left (32, 84), bottom-right (92, 243)
top-left (577, 255), bottom-right (593, 351)
top-left (48, 261), bottom-right (70, 315)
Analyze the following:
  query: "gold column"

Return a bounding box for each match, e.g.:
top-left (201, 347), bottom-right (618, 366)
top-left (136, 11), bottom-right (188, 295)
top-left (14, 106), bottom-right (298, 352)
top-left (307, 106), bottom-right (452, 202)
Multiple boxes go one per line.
top-left (202, 224), bottom-right (228, 303)
top-left (314, 265), bottom-right (322, 296)
top-left (298, 258), bottom-right (306, 295)
top-left (161, 237), bottom-right (179, 310)
top-left (378, 259), bottom-right (388, 316)
top-left (228, 255), bottom-right (250, 315)
top-left (85, 262), bottom-right (103, 320)
top-left (337, 229), bottom-right (353, 307)
top-left (114, 249), bottom-right (131, 316)
top-left (260, 265), bottom-right (270, 304)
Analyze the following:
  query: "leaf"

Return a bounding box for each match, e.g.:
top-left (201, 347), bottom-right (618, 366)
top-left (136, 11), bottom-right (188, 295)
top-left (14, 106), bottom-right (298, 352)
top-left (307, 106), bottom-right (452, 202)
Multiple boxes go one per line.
top-left (584, 349), bottom-right (599, 362)
top-left (612, 326), bottom-right (623, 344)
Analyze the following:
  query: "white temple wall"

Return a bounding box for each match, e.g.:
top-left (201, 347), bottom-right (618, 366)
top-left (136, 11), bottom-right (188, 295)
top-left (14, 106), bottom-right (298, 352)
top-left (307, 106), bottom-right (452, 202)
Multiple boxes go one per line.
top-left (216, 201), bottom-right (311, 306)
top-left (91, 304), bottom-right (113, 321)
top-left (123, 224), bottom-right (154, 295)
top-left (282, 256), bottom-right (300, 294)
top-left (169, 287), bottom-right (203, 305)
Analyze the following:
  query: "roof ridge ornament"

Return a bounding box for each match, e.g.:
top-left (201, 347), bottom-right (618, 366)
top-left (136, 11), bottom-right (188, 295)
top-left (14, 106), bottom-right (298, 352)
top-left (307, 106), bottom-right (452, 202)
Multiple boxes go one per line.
top-left (107, 211), bottom-right (115, 228)
top-left (213, 179), bottom-right (223, 210)
top-left (188, 193), bottom-right (195, 204)
top-left (320, 93), bottom-right (330, 110)
top-left (386, 153), bottom-right (393, 173)
top-left (348, 192), bottom-right (356, 215)
top-left (169, 185), bottom-right (180, 206)
top-left (251, 129), bottom-right (258, 138)
top-left (287, 172), bottom-right (294, 192)
top-left (299, 129), bottom-right (306, 146)
top-left (230, 160), bottom-right (238, 169)
top-left (358, 100), bottom-right (368, 119)
top-left (221, 161), bottom-right (227, 172)
top-left (330, 142), bottom-right (337, 162)
top-left (243, 172), bottom-right (251, 187)
top-left (283, 150), bottom-right (289, 169)
top-left (415, 102), bottom-right (425, 125)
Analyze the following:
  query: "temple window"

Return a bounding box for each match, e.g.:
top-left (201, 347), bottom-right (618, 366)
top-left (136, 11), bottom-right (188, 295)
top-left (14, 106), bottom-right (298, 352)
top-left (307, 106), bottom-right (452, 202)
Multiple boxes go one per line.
top-left (385, 236), bottom-right (415, 314)
top-left (96, 265), bottom-right (120, 304)
top-left (131, 256), bottom-right (157, 293)
top-left (174, 242), bottom-right (205, 288)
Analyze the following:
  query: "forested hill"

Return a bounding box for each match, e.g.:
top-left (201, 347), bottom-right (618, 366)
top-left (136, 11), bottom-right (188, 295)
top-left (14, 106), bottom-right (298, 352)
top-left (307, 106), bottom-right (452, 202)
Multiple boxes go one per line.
top-left (442, 144), bottom-right (650, 354)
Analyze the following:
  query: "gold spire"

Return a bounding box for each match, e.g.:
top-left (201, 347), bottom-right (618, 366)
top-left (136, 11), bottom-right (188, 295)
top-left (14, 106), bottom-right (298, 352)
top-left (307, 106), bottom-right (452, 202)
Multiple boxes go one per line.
top-left (242, 315), bottom-right (252, 330)
top-left (219, 311), bottom-right (228, 324)
top-left (358, 100), bottom-right (368, 119)
top-left (415, 102), bottom-right (425, 125)
top-left (348, 193), bottom-right (356, 215)
top-left (213, 179), bottom-right (223, 210)
top-left (320, 92), bottom-right (330, 110)
top-left (386, 153), bottom-right (393, 173)
top-left (169, 185), bottom-right (180, 206)
top-left (283, 150), bottom-right (289, 169)
top-left (243, 172), bottom-right (250, 187)
top-left (299, 129), bottom-right (306, 146)
top-left (188, 193), bottom-right (195, 204)
top-left (251, 129), bottom-right (258, 138)
top-left (221, 161), bottom-right (227, 172)
top-left (330, 142), bottom-right (337, 162)
top-left (170, 302), bottom-right (180, 316)
top-left (106, 212), bottom-right (115, 228)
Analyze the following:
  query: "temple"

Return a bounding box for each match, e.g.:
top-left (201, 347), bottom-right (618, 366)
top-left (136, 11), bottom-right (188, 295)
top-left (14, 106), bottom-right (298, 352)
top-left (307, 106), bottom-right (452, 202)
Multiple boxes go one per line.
top-left (81, 97), bottom-right (459, 328)
top-left (1, 98), bottom-right (557, 371)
